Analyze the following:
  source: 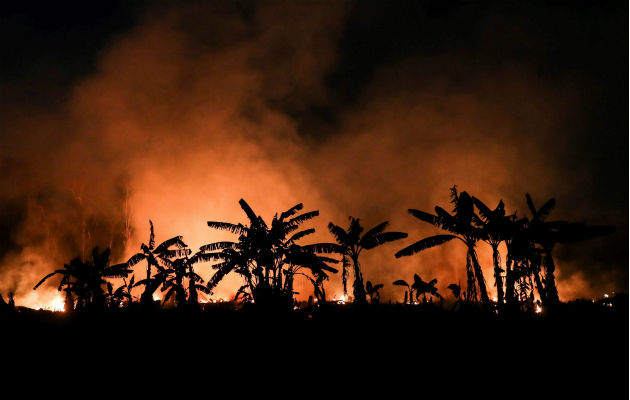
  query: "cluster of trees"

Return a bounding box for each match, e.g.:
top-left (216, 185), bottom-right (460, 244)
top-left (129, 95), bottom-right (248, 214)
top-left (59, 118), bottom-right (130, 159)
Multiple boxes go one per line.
top-left (32, 187), bottom-right (613, 312)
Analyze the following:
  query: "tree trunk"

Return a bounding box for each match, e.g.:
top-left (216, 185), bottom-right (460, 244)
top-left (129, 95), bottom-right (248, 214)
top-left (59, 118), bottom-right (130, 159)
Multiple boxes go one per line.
top-left (342, 258), bottom-right (349, 298)
top-left (468, 246), bottom-right (490, 305)
top-left (543, 251), bottom-right (560, 304)
top-left (491, 244), bottom-right (504, 305)
top-left (504, 256), bottom-right (515, 307)
top-left (352, 257), bottom-right (367, 304)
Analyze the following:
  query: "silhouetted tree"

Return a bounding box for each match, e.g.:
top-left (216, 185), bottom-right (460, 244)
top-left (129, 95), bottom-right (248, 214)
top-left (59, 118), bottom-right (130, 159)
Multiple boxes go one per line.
top-left (471, 196), bottom-right (516, 306)
top-left (35, 247), bottom-right (131, 311)
top-left (327, 217), bottom-right (407, 304)
top-left (396, 187), bottom-right (490, 306)
top-left (126, 221), bottom-right (189, 306)
top-left (366, 281), bottom-right (384, 304)
top-left (204, 199), bottom-right (338, 308)
top-left (524, 194), bottom-right (614, 306)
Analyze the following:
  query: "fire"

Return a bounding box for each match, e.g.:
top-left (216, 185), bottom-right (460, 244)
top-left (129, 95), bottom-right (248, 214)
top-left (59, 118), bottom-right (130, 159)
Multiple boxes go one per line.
top-left (535, 304), bottom-right (543, 314)
top-left (36, 294), bottom-right (65, 312)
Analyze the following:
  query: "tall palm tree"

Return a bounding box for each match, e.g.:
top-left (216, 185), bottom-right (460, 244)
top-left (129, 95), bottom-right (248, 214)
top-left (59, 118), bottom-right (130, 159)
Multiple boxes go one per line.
top-left (35, 247), bottom-right (132, 311)
top-left (204, 199), bottom-right (338, 308)
top-left (524, 194), bottom-right (614, 305)
top-left (471, 196), bottom-right (516, 305)
top-left (125, 220), bottom-right (188, 306)
top-left (327, 217), bottom-right (407, 304)
top-left (160, 248), bottom-right (213, 308)
top-left (396, 187), bottom-right (490, 305)
top-left (33, 259), bottom-right (78, 311)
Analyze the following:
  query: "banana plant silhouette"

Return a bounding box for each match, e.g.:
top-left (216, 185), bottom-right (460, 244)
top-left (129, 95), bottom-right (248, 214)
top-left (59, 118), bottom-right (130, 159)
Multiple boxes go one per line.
top-left (366, 280), bottom-right (384, 304)
top-left (34, 247), bottom-right (132, 311)
top-left (204, 199), bottom-right (338, 308)
top-left (33, 258), bottom-right (78, 311)
top-left (524, 194), bottom-right (614, 305)
top-left (396, 187), bottom-right (490, 306)
top-left (394, 274), bottom-right (441, 304)
top-left (125, 221), bottom-right (189, 306)
top-left (471, 196), bottom-right (517, 306)
top-left (158, 245), bottom-right (215, 308)
top-left (106, 275), bottom-right (136, 308)
top-left (325, 217), bottom-right (407, 304)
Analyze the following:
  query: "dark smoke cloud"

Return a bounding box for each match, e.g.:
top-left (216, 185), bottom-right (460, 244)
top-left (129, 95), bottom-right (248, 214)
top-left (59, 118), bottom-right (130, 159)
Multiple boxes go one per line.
top-left (0, 0), bottom-right (626, 306)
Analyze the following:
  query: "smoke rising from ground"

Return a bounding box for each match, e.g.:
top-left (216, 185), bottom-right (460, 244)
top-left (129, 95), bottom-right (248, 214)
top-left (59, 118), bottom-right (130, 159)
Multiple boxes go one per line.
top-left (0, 1), bottom-right (625, 306)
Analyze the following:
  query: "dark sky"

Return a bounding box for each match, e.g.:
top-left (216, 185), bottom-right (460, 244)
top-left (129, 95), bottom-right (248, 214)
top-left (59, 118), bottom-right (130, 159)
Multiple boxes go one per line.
top-left (0, 0), bottom-right (627, 303)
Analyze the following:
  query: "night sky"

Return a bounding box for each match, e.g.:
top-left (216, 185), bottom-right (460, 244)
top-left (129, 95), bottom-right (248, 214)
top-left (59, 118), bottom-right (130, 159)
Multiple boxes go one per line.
top-left (0, 0), bottom-right (627, 306)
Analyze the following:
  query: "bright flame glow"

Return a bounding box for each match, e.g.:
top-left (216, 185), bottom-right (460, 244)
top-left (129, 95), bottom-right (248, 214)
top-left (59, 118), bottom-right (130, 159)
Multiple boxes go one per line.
top-left (535, 304), bottom-right (543, 314)
top-left (37, 294), bottom-right (65, 312)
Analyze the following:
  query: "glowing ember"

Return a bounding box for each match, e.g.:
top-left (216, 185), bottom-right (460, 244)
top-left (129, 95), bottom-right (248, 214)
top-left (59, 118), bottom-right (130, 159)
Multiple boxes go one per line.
top-left (38, 294), bottom-right (65, 312)
top-left (535, 304), bottom-right (543, 314)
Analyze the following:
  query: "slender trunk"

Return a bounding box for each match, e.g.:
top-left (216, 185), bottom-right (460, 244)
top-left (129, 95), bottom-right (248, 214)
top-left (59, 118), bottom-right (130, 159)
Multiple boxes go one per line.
top-left (465, 252), bottom-right (477, 303)
top-left (468, 245), bottom-right (490, 305)
top-left (276, 265), bottom-right (283, 292)
top-left (351, 256), bottom-right (366, 304)
top-left (531, 256), bottom-right (546, 305)
top-left (188, 274), bottom-right (198, 306)
top-left (342, 258), bottom-right (349, 298)
top-left (491, 243), bottom-right (504, 305)
top-left (505, 255), bottom-right (515, 307)
top-left (543, 251), bottom-right (560, 304)
top-left (142, 262), bottom-right (152, 305)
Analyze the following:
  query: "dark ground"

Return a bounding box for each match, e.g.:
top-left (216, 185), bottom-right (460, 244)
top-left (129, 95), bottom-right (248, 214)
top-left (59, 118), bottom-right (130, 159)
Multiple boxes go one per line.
top-left (1, 298), bottom-right (627, 396)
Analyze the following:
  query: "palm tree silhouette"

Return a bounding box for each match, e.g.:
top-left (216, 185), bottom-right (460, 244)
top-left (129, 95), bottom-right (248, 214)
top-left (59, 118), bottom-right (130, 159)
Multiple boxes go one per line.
top-left (159, 246), bottom-right (213, 308)
top-left (471, 196), bottom-right (516, 306)
top-left (126, 220), bottom-right (189, 306)
top-left (394, 274), bottom-right (441, 304)
top-left (448, 283), bottom-right (462, 310)
top-left (327, 217), bottom-right (407, 304)
top-left (393, 279), bottom-right (414, 304)
top-left (366, 280), bottom-right (384, 304)
top-left (524, 194), bottom-right (614, 305)
top-left (396, 187), bottom-right (490, 306)
top-left (204, 199), bottom-right (338, 308)
top-left (412, 274), bottom-right (442, 303)
top-left (34, 259), bottom-right (78, 311)
top-left (35, 247), bottom-right (132, 311)
top-left (109, 276), bottom-right (136, 308)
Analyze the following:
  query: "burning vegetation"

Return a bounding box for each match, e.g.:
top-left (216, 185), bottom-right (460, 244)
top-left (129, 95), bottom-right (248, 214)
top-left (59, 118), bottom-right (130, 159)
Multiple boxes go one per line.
top-left (11, 187), bottom-right (614, 314)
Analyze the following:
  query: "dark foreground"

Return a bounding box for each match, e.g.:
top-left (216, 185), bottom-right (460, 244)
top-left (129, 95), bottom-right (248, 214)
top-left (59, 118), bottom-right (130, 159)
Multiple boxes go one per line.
top-left (1, 299), bottom-right (627, 396)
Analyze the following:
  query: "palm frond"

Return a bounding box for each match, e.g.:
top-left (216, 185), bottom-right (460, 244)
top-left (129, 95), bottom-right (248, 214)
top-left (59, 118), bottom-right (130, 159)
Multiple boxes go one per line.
top-left (361, 231), bottom-right (408, 250)
top-left (288, 229), bottom-right (315, 243)
top-left (395, 235), bottom-right (458, 258)
top-left (148, 220), bottom-right (155, 250)
top-left (408, 209), bottom-right (438, 225)
top-left (280, 203), bottom-right (303, 221)
top-left (238, 198), bottom-right (260, 226)
top-left (302, 243), bottom-right (345, 254)
top-left (199, 242), bottom-right (238, 252)
top-left (207, 221), bottom-right (247, 235)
